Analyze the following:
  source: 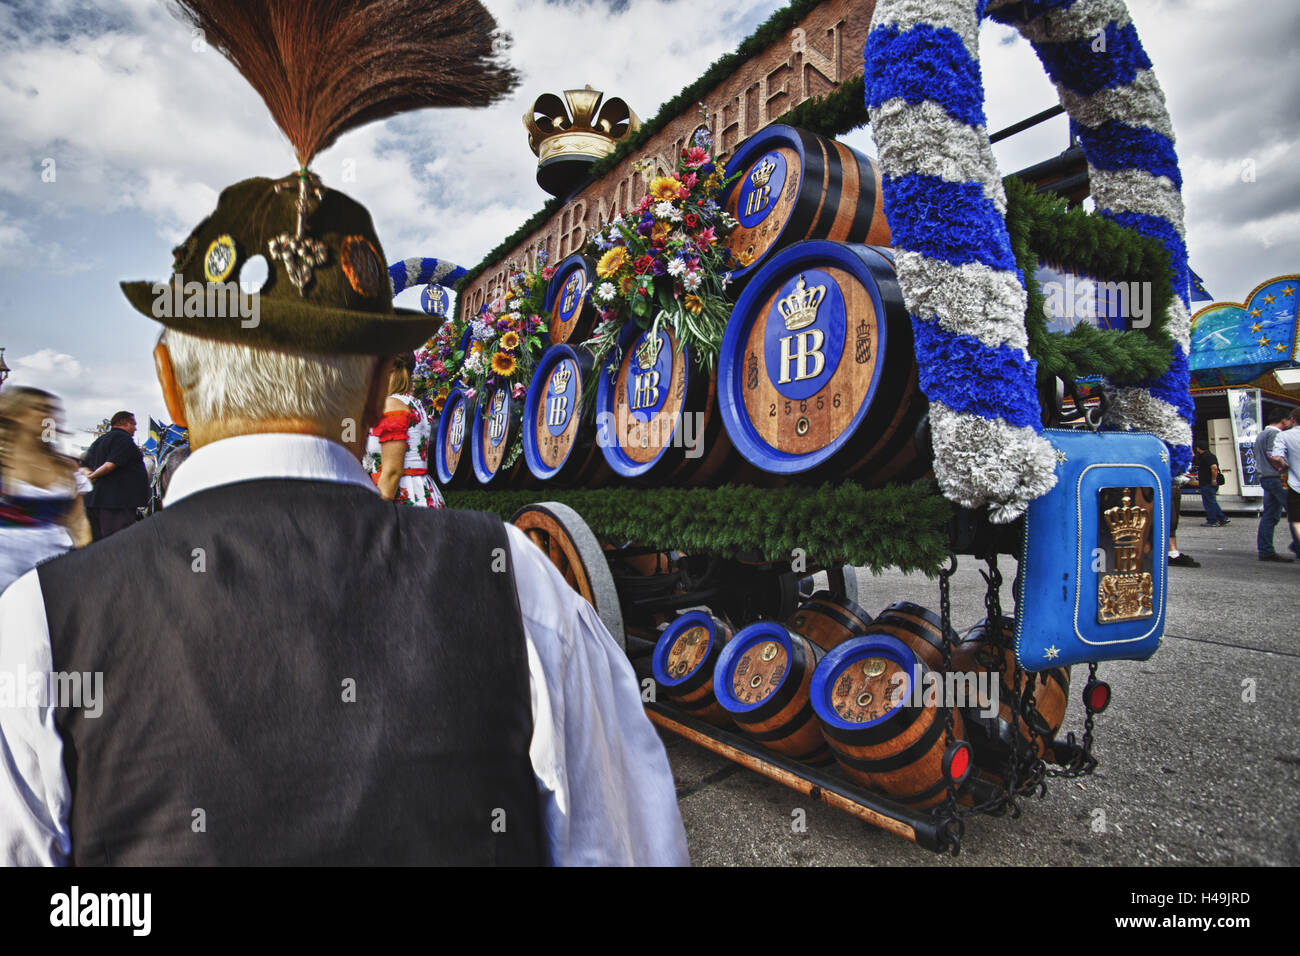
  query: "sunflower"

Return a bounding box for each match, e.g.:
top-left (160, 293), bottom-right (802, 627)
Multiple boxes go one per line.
top-left (597, 246), bottom-right (628, 278)
top-left (650, 176), bottom-right (682, 201)
top-left (500, 330), bottom-right (521, 350)
top-left (491, 351), bottom-right (517, 376)
top-left (684, 294), bottom-right (705, 315)
top-left (432, 390), bottom-right (449, 412)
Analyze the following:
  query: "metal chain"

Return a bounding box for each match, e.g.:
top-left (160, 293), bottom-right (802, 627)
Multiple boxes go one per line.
top-left (1047, 660), bottom-right (1101, 778)
top-left (934, 552), bottom-right (963, 854)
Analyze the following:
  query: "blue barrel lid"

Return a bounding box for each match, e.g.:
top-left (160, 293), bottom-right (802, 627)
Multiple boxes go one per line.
top-left (717, 124), bottom-right (818, 285)
top-left (434, 384), bottom-right (473, 485)
top-left (713, 620), bottom-right (799, 715)
top-left (522, 344), bottom-right (586, 481)
top-left (717, 240), bottom-right (894, 475)
top-left (651, 610), bottom-right (719, 689)
top-left (811, 634), bottom-right (920, 733)
top-left (594, 321), bottom-right (693, 478)
top-left (470, 384), bottom-right (514, 484)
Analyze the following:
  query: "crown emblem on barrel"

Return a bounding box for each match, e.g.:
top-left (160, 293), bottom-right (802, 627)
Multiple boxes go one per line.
top-left (1103, 490), bottom-right (1149, 572)
top-left (551, 361), bottom-right (573, 392)
top-left (491, 390), bottom-right (506, 414)
top-left (524, 85), bottom-right (641, 198)
top-left (778, 275), bottom-right (826, 332)
top-left (636, 330), bottom-right (664, 370)
top-left (749, 155), bottom-right (777, 188)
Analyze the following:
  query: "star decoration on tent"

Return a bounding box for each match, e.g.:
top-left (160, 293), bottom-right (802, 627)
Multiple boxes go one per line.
top-left (1044, 645), bottom-right (1061, 661)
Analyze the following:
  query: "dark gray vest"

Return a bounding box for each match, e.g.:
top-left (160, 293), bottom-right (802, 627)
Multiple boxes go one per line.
top-left (38, 479), bottom-right (543, 865)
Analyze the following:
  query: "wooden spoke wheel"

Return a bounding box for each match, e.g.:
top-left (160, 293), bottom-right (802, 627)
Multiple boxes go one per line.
top-left (511, 502), bottom-right (625, 650)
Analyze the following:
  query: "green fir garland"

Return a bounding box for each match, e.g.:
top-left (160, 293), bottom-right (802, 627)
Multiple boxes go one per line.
top-left (446, 481), bottom-right (953, 573)
top-left (1004, 176), bottom-right (1175, 385)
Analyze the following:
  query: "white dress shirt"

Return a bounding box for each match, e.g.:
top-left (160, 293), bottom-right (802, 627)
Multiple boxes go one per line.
top-left (1271, 429), bottom-right (1300, 494)
top-left (0, 433), bottom-right (689, 867)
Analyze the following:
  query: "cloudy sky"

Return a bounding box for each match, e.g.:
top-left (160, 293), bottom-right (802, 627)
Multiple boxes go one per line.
top-left (0, 0), bottom-right (1295, 444)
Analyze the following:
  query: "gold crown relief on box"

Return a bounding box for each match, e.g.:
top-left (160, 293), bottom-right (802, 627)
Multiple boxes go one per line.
top-left (524, 85), bottom-right (642, 165)
top-left (777, 275), bottom-right (826, 332)
top-left (1103, 490), bottom-right (1150, 572)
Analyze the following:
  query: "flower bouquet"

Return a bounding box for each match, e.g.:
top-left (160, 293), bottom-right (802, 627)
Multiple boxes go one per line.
top-left (582, 119), bottom-right (738, 373)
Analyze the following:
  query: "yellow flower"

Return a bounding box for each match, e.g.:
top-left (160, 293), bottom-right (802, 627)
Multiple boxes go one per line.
top-left (471, 341), bottom-right (485, 355)
top-left (684, 294), bottom-right (705, 315)
top-left (432, 390), bottom-right (449, 412)
top-left (650, 176), bottom-right (682, 201)
top-left (597, 246), bottom-right (628, 278)
top-left (651, 221), bottom-right (670, 242)
top-left (500, 330), bottom-right (520, 350)
top-left (491, 352), bottom-right (517, 376)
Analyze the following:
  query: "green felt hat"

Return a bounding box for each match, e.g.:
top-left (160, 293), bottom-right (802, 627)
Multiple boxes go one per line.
top-left (121, 173), bottom-right (435, 355)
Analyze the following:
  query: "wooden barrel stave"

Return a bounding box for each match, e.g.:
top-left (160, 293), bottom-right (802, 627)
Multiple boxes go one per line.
top-left (652, 611), bottom-right (735, 728)
top-left (718, 241), bottom-right (928, 485)
top-left (543, 253), bottom-right (598, 345)
top-left (786, 590), bottom-right (874, 653)
top-left (811, 635), bottom-right (966, 808)
top-left (714, 622), bottom-right (832, 764)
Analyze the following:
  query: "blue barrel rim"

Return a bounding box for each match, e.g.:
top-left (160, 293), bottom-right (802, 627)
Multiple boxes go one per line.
top-left (718, 123), bottom-right (821, 284)
top-left (595, 320), bottom-right (694, 478)
top-left (651, 610), bottom-right (719, 689)
top-left (718, 240), bottom-right (894, 475)
top-left (522, 344), bottom-right (586, 481)
top-left (470, 384), bottom-right (516, 484)
top-left (811, 634), bottom-right (921, 733)
top-left (434, 385), bottom-right (473, 485)
top-left (712, 620), bottom-right (800, 715)
top-left (543, 253), bottom-right (594, 314)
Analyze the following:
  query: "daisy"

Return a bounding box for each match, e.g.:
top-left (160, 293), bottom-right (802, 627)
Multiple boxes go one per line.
top-left (597, 281), bottom-right (616, 302)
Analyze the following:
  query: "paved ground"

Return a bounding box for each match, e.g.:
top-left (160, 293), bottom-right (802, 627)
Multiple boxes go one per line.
top-left (653, 505), bottom-right (1300, 866)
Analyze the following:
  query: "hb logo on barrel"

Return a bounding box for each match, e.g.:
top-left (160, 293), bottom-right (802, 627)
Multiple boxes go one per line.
top-left (560, 271), bottom-right (583, 317)
top-left (776, 275), bottom-right (827, 383)
top-left (738, 153), bottom-right (786, 228)
top-left (631, 331), bottom-right (666, 411)
top-left (449, 402), bottom-right (466, 449)
top-left (547, 361), bottom-right (573, 428)
top-left (487, 390), bottom-right (508, 443)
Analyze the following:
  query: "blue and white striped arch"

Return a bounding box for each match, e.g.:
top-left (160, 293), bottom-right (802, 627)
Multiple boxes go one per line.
top-left (387, 257), bottom-right (467, 311)
top-left (864, 0), bottom-right (1192, 522)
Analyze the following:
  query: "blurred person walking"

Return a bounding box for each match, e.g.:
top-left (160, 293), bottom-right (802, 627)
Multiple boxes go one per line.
top-left (0, 387), bottom-right (92, 593)
top-left (1255, 409), bottom-right (1297, 561)
top-left (81, 411), bottom-right (149, 539)
top-left (1194, 439), bottom-right (1229, 527)
top-left (1267, 410), bottom-right (1300, 561)
top-left (364, 352), bottom-right (444, 508)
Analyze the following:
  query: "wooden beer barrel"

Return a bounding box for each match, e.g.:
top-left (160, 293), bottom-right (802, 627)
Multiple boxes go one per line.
top-left (713, 621), bottom-right (832, 764)
top-left (786, 590), bottom-right (873, 653)
top-left (470, 382), bottom-right (526, 485)
top-left (433, 385), bottom-right (475, 489)
top-left (811, 635), bottom-right (969, 809)
top-left (867, 601), bottom-right (959, 673)
top-left (720, 124), bottom-right (890, 287)
top-left (651, 611), bottom-right (736, 728)
top-left (543, 253), bottom-right (598, 345)
top-left (951, 618), bottom-right (1071, 762)
top-left (522, 344), bottom-right (613, 486)
top-left (595, 321), bottom-right (755, 486)
top-left (717, 241), bottom-right (929, 485)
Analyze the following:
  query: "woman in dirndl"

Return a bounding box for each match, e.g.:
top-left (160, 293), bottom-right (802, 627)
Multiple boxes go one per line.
top-left (364, 353), bottom-right (445, 508)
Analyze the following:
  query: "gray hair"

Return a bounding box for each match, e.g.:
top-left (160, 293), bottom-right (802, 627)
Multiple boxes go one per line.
top-left (161, 329), bottom-right (377, 429)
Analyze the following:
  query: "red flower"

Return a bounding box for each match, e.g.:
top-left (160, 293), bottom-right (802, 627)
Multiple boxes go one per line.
top-left (541, 266), bottom-right (555, 280)
top-left (683, 213), bottom-right (699, 229)
top-left (684, 146), bottom-right (710, 167)
top-left (696, 227), bottom-right (717, 249)
top-left (636, 194), bottom-right (653, 214)
top-left (633, 254), bottom-right (654, 274)
top-left (681, 172), bottom-right (698, 189)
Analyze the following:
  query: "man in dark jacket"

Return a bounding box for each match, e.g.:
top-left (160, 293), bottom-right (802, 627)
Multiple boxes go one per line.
top-left (82, 411), bottom-right (149, 539)
top-left (1194, 440), bottom-right (1229, 527)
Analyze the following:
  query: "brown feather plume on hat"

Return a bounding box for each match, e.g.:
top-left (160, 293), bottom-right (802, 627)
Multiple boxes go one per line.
top-left (168, 0), bottom-right (519, 166)
top-left (124, 0), bottom-right (518, 353)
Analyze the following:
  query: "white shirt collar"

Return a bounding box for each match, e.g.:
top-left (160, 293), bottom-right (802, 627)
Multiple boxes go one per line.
top-left (163, 433), bottom-right (377, 507)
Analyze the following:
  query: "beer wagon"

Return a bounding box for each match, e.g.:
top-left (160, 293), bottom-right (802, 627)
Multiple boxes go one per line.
top-left (392, 0), bottom-right (1188, 854)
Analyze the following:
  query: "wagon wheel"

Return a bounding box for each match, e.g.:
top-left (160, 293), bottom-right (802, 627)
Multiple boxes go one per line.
top-left (511, 502), bottom-right (625, 650)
